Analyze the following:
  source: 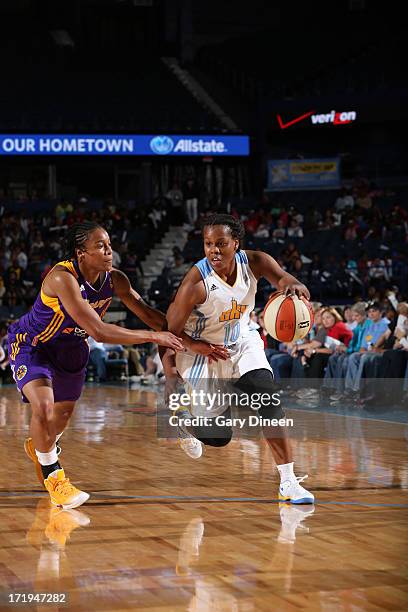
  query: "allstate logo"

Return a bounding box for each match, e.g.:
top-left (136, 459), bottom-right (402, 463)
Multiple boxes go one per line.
top-left (150, 135), bottom-right (174, 155)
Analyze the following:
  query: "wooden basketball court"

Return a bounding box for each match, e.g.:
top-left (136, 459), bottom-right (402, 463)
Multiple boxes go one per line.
top-left (0, 384), bottom-right (407, 610)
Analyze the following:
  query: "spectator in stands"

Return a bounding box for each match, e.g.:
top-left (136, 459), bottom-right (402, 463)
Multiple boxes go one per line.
top-left (304, 207), bottom-right (322, 230)
top-left (127, 346), bottom-right (145, 379)
top-left (282, 243), bottom-right (300, 268)
top-left (335, 188), bottom-right (354, 212)
top-left (372, 319), bottom-right (408, 405)
top-left (166, 182), bottom-right (184, 225)
top-left (87, 337), bottom-right (127, 382)
top-left (4, 271), bottom-right (25, 306)
top-left (287, 219), bottom-right (304, 238)
top-left (19, 213), bottom-right (30, 237)
top-left (343, 305), bottom-right (357, 331)
top-left (249, 310), bottom-right (260, 331)
top-left (323, 302), bottom-right (369, 400)
top-left (148, 203), bottom-right (167, 231)
top-left (140, 345), bottom-right (164, 384)
top-left (0, 277), bottom-right (5, 305)
top-left (319, 209), bottom-right (336, 231)
top-left (355, 192), bottom-right (372, 212)
top-left (290, 259), bottom-right (309, 286)
top-left (342, 303), bottom-right (390, 399)
top-left (111, 240), bottom-right (122, 268)
top-left (30, 231), bottom-right (45, 258)
top-left (184, 177), bottom-right (199, 226)
top-left (293, 308), bottom-right (352, 393)
top-left (5, 257), bottom-right (23, 283)
top-left (122, 251), bottom-right (144, 287)
top-left (168, 254), bottom-right (189, 285)
top-left (345, 304), bottom-right (400, 405)
top-left (288, 205), bottom-right (304, 226)
top-left (87, 337), bottom-right (108, 382)
top-left (243, 210), bottom-right (261, 235)
top-left (253, 222), bottom-right (270, 238)
top-left (344, 218), bottom-right (358, 241)
top-left (55, 200), bottom-right (73, 222)
top-left (16, 243), bottom-right (28, 270)
top-left (367, 257), bottom-right (390, 284)
top-left (271, 219), bottom-right (286, 241)
top-left (278, 207), bottom-right (289, 228)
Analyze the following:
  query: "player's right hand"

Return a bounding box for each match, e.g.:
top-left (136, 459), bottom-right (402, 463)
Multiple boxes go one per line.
top-left (154, 332), bottom-right (185, 351)
top-left (207, 344), bottom-right (230, 363)
top-left (190, 340), bottom-right (229, 363)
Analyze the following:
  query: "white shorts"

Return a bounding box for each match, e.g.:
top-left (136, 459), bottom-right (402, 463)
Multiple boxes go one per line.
top-left (175, 330), bottom-right (272, 417)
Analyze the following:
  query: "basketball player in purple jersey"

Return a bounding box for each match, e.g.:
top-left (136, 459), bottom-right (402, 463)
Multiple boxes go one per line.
top-left (8, 222), bottom-right (226, 510)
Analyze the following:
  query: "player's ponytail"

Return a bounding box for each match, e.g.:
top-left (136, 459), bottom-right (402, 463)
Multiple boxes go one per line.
top-left (64, 221), bottom-right (103, 260)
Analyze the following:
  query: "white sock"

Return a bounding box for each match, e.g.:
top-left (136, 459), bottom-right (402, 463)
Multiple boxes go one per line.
top-left (35, 446), bottom-right (59, 466)
top-left (277, 462), bottom-right (295, 482)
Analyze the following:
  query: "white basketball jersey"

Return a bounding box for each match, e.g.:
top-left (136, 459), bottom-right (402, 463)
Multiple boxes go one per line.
top-left (184, 251), bottom-right (257, 347)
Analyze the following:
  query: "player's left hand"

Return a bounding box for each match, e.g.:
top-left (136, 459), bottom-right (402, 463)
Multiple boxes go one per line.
top-left (191, 340), bottom-right (229, 363)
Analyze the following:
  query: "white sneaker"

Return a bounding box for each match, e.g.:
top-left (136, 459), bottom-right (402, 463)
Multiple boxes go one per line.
top-left (177, 419), bottom-right (203, 459)
top-left (178, 430), bottom-right (203, 459)
top-left (278, 503), bottom-right (315, 543)
top-left (279, 475), bottom-right (314, 504)
top-left (296, 388), bottom-right (319, 399)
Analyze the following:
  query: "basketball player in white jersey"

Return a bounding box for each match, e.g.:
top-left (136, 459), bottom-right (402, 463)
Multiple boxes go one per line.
top-left (164, 214), bottom-right (314, 504)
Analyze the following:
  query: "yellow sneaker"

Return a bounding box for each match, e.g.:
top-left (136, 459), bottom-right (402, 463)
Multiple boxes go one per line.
top-left (45, 507), bottom-right (90, 549)
top-left (26, 498), bottom-right (53, 548)
top-left (24, 437), bottom-right (46, 488)
top-left (44, 469), bottom-right (89, 510)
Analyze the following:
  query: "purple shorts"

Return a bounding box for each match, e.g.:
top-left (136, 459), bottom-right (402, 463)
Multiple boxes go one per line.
top-left (8, 331), bottom-right (89, 403)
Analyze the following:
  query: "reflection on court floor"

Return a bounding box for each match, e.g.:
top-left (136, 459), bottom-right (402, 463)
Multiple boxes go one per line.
top-left (0, 385), bottom-right (407, 610)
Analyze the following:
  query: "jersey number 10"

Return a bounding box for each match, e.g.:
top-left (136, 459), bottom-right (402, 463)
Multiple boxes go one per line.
top-left (224, 321), bottom-right (240, 346)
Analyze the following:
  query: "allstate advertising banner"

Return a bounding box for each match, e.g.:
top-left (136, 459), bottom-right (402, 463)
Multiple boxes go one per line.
top-left (0, 134), bottom-right (249, 156)
top-left (267, 158), bottom-right (340, 190)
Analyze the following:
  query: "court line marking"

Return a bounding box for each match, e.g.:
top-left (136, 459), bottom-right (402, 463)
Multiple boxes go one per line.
top-left (1, 493), bottom-right (407, 508)
top-left (90, 496), bottom-right (408, 507)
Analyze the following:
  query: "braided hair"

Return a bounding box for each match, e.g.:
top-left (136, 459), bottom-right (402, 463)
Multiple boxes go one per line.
top-left (201, 213), bottom-right (245, 246)
top-left (64, 221), bottom-right (103, 260)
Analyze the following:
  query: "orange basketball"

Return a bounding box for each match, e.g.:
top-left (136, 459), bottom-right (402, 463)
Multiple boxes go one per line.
top-left (263, 291), bottom-right (314, 342)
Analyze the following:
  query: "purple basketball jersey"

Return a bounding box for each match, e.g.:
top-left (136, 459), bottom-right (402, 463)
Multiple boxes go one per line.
top-left (9, 260), bottom-right (113, 346)
top-left (8, 260), bottom-right (114, 402)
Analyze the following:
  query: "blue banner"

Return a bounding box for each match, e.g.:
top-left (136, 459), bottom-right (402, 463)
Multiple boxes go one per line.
top-left (0, 134), bottom-right (249, 156)
top-left (267, 158), bottom-right (340, 190)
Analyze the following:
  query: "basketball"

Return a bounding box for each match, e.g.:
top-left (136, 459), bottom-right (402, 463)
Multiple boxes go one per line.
top-left (263, 291), bottom-right (314, 342)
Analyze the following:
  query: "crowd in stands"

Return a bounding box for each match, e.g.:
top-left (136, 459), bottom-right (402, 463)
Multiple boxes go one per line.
top-left (0, 180), bottom-right (407, 403)
top-left (0, 196), bottom-right (171, 314)
top-left (156, 179), bottom-right (408, 312)
top-left (251, 298), bottom-right (408, 408)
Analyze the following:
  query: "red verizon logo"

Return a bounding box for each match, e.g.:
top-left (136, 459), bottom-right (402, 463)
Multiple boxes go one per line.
top-left (277, 110), bottom-right (357, 129)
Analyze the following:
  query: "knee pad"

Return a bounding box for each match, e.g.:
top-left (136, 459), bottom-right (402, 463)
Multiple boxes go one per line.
top-left (258, 402), bottom-right (285, 421)
top-left (235, 368), bottom-right (274, 392)
top-left (236, 368), bottom-right (285, 419)
top-left (198, 436), bottom-right (232, 447)
top-left (193, 411), bottom-right (233, 447)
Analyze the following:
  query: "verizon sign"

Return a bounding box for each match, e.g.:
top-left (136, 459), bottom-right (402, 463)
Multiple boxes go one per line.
top-left (277, 109), bottom-right (357, 129)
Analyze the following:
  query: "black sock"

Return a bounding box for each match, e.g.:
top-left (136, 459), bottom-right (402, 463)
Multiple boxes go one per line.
top-left (41, 461), bottom-right (61, 479)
